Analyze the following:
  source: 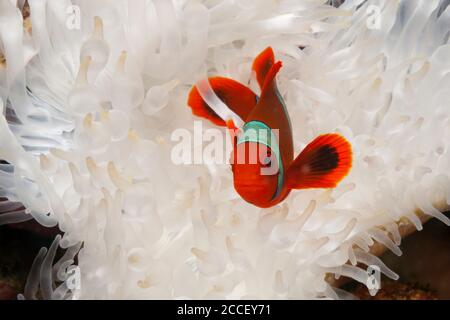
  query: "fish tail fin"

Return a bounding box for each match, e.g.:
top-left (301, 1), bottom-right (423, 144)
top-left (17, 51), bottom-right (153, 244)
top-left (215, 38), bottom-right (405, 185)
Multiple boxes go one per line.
top-left (286, 134), bottom-right (352, 189)
top-left (187, 77), bottom-right (257, 127)
top-left (252, 47), bottom-right (275, 89)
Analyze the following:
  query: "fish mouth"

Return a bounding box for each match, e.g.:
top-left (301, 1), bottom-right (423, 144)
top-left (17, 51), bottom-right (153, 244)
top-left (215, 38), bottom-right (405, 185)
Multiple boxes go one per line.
top-left (233, 182), bottom-right (277, 205)
top-left (234, 180), bottom-right (272, 189)
top-left (234, 180), bottom-right (276, 197)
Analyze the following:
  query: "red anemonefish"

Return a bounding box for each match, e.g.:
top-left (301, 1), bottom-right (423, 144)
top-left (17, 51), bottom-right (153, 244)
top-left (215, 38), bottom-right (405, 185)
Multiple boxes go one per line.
top-left (187, 47), bottom-right (352, 208)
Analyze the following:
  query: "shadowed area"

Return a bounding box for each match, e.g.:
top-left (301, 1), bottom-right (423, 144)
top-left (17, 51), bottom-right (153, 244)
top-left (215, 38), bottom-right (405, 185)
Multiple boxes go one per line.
top-left (0, 195), bottom-right (60, 299)
top-left (380, 214), bottom-right (450, 299)
top-left (346, 212), bottom-right (450, 299)
top-left (1, 210), bottom-right (448, 299)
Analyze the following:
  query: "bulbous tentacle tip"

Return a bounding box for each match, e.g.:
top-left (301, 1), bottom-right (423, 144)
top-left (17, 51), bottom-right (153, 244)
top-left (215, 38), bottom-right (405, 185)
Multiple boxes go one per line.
top-left (0, 52), bottom-right (6, 69)
top-left (85, 156), bottom-right (97, 172)
top-left (127, 128), bottom-right (139, 141)
top-left (76, 55), bottom-right (92, 86)
top-left (164, 78), bottom-right (180, 90)
top-left (115, 50), bottom-right (128, 75)
top-left (93, 16), bottom-right (104, 39)
top-left (83, 113), bottom-right (93, 128)
top-left (191, 247), bottom-right (207, 261)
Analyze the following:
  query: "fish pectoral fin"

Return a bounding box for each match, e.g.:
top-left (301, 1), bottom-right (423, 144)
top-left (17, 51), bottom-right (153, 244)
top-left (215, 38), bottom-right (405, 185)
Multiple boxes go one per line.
top-left (187, 77), bottom-right (258, 126)
top-left (286, 134), bottom-right (352, 189)
top-left (226, 119), bottom-right (240, 146)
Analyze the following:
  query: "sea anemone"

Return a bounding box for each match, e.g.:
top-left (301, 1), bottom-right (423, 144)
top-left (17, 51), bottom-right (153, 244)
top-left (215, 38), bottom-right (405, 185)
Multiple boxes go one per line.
top-left (0, 0), bottom-right (449, 299)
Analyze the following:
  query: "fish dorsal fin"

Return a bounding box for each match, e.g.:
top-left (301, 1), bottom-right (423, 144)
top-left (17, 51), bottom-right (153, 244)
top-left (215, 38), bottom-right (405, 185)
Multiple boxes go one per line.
top-left (261, 61), bottom-right (282, 93)
top-left (188, 77), bottom-right (258, 127)
top-left (252, 47), bottom-right (275, 90)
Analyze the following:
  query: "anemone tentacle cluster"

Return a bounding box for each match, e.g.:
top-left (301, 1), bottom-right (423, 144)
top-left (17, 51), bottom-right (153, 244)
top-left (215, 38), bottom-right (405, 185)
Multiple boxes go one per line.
top-left (0, 0), bottom-right (449, 299)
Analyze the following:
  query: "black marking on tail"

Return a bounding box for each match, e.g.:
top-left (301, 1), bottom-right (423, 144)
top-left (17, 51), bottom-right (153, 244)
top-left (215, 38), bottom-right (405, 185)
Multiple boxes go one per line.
top-left (309, 145), bottom-right (339, 173)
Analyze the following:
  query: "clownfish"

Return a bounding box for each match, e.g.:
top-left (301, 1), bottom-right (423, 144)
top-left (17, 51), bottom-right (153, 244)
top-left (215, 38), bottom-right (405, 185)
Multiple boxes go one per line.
top-left (187, 47), bottom-right (352, 208)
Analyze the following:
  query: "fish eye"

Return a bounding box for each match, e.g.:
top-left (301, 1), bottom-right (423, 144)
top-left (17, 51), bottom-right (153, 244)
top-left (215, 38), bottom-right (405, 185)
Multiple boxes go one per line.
top-left (262, 156), bottom-right (272, 166)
